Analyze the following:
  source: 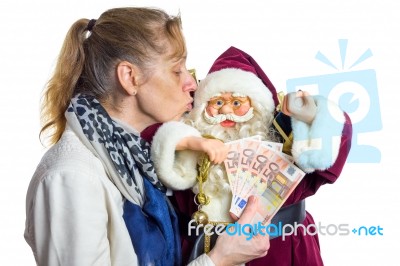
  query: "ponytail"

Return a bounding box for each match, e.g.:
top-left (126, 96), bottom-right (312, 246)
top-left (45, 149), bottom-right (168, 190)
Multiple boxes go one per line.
top-left (40, 19), bottom-right (88, 145)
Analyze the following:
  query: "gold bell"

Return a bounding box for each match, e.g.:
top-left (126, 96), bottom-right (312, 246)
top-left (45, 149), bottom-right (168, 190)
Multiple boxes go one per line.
top-left (192, 210), bottom-right (209, 225)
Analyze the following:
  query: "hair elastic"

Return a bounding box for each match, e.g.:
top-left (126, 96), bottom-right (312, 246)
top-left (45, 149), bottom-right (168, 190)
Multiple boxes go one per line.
top-left (86, 19), bottom-right (97, 31)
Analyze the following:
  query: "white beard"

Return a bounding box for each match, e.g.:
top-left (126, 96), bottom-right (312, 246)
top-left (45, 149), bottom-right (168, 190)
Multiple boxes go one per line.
top-left (185, 101), bottom-right (278, 143)
top-left (181, 102), bottom-right (280, 222)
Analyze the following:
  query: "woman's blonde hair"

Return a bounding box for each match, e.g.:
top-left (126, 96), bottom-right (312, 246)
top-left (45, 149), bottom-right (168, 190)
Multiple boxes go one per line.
top-left (40, 7), bottom-right (186, 145)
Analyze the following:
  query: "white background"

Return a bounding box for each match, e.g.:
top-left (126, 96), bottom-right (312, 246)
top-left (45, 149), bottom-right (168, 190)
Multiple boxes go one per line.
top-left (1, 0), bottom-right (399, 265)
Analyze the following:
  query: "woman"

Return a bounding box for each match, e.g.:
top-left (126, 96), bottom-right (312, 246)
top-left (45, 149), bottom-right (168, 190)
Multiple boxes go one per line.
top-left (24, 7), bottom-right (269, 266)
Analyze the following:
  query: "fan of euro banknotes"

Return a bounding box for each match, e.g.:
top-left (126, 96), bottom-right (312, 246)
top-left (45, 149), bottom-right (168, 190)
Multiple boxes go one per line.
top-left (223, 136), bottom-right (306, 224)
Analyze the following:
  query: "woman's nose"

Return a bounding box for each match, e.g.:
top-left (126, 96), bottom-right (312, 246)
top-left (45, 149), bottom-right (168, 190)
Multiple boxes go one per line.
top-left (183, 71), bottom-right (197, 93)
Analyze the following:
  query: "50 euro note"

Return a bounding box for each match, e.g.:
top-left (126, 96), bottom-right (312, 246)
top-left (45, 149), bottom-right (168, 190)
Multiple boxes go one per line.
top-left (229, 145), bottom-right (305, 224)
top-left (224, 140), bottom-right (242, 195)
top-left (229, 138), bottom-right (285, 215)
top-left (224, 136), bottom-right (262, 208)
top-left (232, 138), bottom-right (262, 212)
top-left (262, 140), bottom-right (294, 162)
top-left (235, 143), bottom-right (277, 203)
top-left (261, 140), bottom-right (283, 152)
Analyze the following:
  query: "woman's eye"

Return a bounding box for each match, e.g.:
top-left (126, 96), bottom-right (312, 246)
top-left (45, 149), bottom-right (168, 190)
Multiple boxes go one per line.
top-left (174, 71), bottom-right (182, 75)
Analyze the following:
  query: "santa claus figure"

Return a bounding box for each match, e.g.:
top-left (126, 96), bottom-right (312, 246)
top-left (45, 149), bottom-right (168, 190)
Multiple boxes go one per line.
top-left (149, 46), bottom-right (352, 265)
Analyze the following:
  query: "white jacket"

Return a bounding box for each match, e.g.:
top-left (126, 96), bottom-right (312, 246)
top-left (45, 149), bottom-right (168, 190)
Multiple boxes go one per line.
top-left (24, 128), bottom-right (214, 266)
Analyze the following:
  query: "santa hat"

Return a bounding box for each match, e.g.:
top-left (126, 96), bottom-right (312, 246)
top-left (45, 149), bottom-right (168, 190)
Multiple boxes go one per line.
top-left (194, 46), bottom-right (279, 113)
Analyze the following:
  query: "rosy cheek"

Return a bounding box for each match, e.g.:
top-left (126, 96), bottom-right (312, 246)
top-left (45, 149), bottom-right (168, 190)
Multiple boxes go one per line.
top-left (234, 102), bottom-right (251, 116)
top-left (206, 105), bottom-right (218, 116)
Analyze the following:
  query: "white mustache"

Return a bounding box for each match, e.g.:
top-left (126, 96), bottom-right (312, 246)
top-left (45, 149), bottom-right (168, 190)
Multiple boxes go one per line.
top-left (203, 108), bottom-right (254, 125)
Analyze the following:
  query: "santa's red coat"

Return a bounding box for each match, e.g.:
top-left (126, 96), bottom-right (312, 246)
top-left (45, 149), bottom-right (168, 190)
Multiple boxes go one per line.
top-left (142, 113), bottom-right (352, 266)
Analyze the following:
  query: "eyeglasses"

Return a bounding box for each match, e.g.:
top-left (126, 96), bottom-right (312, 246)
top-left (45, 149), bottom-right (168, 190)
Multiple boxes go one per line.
top-left (208, 96), bottom-right (250, 110)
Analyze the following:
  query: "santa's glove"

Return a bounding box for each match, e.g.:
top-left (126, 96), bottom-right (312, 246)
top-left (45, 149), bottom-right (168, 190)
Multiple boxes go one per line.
top-left (282, 90), bottom-right (317, 125)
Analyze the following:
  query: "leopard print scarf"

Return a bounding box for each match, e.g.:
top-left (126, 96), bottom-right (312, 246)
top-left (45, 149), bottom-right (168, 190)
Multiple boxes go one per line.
top-left (65, 94), bottom-right (166, 206)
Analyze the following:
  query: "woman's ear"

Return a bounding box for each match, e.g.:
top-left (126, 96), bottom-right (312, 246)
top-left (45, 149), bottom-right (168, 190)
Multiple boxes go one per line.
top-left (116, 61), bottom-right (141, 96)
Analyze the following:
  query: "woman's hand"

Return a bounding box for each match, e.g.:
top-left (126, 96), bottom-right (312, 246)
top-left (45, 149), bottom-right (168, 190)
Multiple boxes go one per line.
top-left (282, 90), bottom-right (317, 125)
top-left (207, 196), bottom-right (270, 265)
top-left (176, 136), bottom-right (229, 164)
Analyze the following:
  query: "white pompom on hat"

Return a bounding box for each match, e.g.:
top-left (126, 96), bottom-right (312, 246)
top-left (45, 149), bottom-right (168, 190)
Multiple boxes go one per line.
top-left (193, 46), bottom-right (279, 113)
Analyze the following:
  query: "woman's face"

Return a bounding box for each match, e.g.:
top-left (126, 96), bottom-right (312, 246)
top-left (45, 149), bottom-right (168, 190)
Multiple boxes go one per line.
top-left (135, 48), bottom-right (197, 126)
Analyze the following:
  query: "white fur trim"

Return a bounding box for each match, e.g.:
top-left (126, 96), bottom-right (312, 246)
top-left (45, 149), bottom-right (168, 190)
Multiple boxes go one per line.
top-left (151, 121), bottom-right (201, 190)
top-left (194, 68), bottom-right (275, 114)
top-left (291, 96), bottom-right (345, 172)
